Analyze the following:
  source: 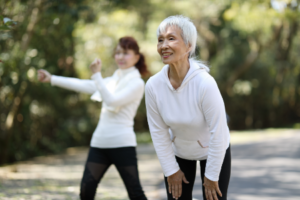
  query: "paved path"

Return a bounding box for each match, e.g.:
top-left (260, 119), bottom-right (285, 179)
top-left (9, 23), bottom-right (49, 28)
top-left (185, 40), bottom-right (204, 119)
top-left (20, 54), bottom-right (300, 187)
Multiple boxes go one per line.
top-left (0, 130), bottom-right (299, 200)
top-left (190, 131), bottom-right (300, 200)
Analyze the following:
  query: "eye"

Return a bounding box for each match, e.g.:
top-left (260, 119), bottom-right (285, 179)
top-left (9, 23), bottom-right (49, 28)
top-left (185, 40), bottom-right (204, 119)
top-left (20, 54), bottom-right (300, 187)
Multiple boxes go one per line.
top-left (158, 38), bottom-right (163, 42)
top-left (169, 37), bottom-right (174, 40)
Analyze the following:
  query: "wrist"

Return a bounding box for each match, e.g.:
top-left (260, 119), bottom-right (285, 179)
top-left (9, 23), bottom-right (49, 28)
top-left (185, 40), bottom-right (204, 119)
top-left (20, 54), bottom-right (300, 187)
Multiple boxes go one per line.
top-left (93, 69), bottom-right (101, 74)
top-left (92, 71), bottom-right (100, 75)
top-left (91, 71), bottom-right (102, 80)
top-left (169, 169), bottom-right (181, 177)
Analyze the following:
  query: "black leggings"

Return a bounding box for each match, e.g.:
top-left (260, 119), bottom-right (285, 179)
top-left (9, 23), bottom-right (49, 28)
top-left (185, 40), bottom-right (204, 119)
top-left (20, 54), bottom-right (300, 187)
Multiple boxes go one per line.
top-left (80, 147), bottom-right (147, 200)
top-left (164, 146), bottom-right (231, 200)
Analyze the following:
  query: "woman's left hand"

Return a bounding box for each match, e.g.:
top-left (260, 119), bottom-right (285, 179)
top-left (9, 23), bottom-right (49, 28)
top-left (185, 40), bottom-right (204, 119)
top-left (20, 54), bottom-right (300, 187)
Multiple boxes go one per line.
top-left (203, 176), bottom-right (222, 200)
top-left (90, 58), bottom-right (102, 74)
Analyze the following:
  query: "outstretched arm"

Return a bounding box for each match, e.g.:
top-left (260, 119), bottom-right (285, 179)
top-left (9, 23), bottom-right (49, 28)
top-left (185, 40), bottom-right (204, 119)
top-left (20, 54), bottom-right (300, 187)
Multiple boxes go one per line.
top-left (37, 69), bottom-right (97, 94)
top-left (89, 58), bottom-right (144, 107)
top-left (91, 72), bottom-right (144, 107)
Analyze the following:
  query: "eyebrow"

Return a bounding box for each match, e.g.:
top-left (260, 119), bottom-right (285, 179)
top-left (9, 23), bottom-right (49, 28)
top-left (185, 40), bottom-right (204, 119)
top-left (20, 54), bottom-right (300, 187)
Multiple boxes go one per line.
top-left (158, 32), bottom-right (177, 37)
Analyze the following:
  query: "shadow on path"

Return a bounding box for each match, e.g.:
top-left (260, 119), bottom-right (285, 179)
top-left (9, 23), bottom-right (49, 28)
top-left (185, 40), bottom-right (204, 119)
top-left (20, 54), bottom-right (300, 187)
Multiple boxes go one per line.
top-left (0, 131), bottom-right (299, 200)
top-left (182, 132), bottom-right (300, 200)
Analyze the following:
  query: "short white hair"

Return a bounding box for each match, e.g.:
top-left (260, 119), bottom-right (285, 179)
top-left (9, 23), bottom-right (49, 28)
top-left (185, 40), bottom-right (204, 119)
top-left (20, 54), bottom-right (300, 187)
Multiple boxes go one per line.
top-left (157, 15), bottom-right (210, 72)
top-left (156, 15), bottom-right (197, 57)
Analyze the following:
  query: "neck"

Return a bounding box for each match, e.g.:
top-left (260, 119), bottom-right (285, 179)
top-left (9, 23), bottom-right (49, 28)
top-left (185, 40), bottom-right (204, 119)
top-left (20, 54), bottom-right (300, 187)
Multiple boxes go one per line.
top-left (119, 66), bottom-right (134, 70)
top-left (168, 58), bottom-right (190, 88)
top-left (117, 66), bottom-right (135, 77)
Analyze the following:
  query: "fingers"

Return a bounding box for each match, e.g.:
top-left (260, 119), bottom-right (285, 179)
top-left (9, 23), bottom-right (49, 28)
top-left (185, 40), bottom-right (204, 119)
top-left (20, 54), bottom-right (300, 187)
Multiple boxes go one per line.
top-left (172, 184), bottom-right (175, 199)
top-left (90, 58), bottom-right (97, 67)
top-left (205, 188), bottom-right (214, 200)
top-left (175, 184), bottom-right (179, 199)
top-left (203, 185), bottom-right (221, 200)
top-left (93, 58), bottom-right (97, 64)
top-left (92, 58), bottom-right (101, 65)
top-left (168, 182), bottom-right (181, 199)
top-left (37, 71), bottom-right (46, 82)
top-left (90, 58), bottom-right (102, 73)
top-left (38, 69), bottom-right (45, 73)
top-left (37, 69), bottom-right (51, 83)
top-left (167, 170), bottom-right (186, 199)
top-left (171, 184), bottom-right (181, 200)
top-left (38, 71), bottom-right (44, 81)
top-left (212, 190), bottom-right (219, 200)
top-left (182, 175), bottom-right (189, 184)
top-left (96, 58), bottom-right (101, 65)
top-left (178, 182), bottom-right (182, 198)
top-left (216, 186), bottom-right (222, 197)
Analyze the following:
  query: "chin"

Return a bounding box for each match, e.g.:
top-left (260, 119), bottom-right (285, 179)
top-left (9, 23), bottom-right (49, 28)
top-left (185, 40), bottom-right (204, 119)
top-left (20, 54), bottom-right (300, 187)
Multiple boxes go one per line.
top-left (162, 59), bottom-right (172, 65)
top-left (118, 65), bottom-right (127, 69)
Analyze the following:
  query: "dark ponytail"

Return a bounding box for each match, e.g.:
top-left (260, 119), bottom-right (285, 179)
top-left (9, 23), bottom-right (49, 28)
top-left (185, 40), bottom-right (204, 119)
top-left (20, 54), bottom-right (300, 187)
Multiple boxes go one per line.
top-left (136, 53), bottom-right (149, 77)
top-left (118, 36), bottom-right (150, 77)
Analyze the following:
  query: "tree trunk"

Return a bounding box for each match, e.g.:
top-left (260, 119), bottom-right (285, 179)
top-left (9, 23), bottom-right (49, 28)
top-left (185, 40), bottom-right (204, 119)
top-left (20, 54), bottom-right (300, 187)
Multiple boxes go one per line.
top-left (1, 0), bottom-right (43, 164)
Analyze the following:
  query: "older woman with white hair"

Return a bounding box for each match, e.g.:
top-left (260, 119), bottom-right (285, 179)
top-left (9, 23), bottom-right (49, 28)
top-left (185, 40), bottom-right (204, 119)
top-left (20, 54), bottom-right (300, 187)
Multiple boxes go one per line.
top-left (145, 16), bottom-right (231, 200)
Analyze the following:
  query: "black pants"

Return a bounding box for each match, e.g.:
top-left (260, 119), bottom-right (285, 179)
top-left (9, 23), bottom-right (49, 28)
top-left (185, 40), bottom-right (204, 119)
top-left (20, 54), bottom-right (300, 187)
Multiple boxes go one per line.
top-left (80, 147), bottom-right (147, 200)
top-left (164, 146), bottom-right (231, 200)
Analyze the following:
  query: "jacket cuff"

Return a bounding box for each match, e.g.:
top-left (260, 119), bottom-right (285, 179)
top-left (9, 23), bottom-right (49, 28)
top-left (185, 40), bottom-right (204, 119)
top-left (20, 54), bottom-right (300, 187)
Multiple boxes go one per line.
top-left (204, 172), bottom-right (218, 182)
top-left (164, 165), bottom-right (180, 177)
top-left (91, 72), bottom-right (102, 80)
top-left (50, 75), bottom-right (58, 86)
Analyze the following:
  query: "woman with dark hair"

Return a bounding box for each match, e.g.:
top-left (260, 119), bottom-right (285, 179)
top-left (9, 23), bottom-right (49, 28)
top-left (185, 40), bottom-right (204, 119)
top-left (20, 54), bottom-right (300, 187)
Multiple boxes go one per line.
top-left (38, 36), bottom-right (148, 200)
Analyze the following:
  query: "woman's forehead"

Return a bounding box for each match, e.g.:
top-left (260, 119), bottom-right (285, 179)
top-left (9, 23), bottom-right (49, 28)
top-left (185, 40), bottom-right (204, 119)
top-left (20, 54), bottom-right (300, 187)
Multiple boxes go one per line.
top-left (116, 45), bottom-right (124, 51)
top-left (158, 25), bottom-right (182, 37)
top-left (115, 45), bottom-right (134, 53)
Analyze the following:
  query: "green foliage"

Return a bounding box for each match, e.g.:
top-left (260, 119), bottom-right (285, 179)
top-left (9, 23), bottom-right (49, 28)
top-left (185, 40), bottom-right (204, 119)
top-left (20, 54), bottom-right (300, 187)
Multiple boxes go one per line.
top-left (1, 0), bottom-right (300, 164)
top-left (0, 0), bottom-right (96, 164)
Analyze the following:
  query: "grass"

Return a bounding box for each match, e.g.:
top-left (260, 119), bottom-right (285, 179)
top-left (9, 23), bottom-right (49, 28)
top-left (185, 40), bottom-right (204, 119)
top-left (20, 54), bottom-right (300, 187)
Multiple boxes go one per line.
top-left (136, 128), bottom-right (300, 145)
top-left (136, 132), bottom-right (153, 144)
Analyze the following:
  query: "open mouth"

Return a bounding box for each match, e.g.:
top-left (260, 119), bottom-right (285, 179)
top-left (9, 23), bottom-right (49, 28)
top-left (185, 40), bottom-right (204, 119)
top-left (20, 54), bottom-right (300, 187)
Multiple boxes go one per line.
top-left (162, 53), bottom-right (172, 58)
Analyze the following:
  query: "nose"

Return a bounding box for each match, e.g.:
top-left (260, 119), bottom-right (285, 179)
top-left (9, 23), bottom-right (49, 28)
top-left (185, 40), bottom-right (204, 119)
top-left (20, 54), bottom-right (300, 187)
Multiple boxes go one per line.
top-left (116, 53), bottom-right (124, 59)
top-left (161, 39), bottom-right (169, 49)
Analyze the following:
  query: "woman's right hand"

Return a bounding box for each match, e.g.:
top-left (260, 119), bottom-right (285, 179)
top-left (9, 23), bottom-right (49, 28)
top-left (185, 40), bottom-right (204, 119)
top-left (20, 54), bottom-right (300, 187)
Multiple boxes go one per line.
top-left (37, 69), bottom-right (52, 83)
top-left (167, 169), bottom-right (189, 199)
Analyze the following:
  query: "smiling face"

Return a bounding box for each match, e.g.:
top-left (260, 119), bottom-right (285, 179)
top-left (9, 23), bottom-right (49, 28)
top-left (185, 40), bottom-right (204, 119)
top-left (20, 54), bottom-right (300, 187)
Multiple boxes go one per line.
top-left (157, 25), bottom-right (190, 65)
top-left (114, 45), bottom-right (140, 69)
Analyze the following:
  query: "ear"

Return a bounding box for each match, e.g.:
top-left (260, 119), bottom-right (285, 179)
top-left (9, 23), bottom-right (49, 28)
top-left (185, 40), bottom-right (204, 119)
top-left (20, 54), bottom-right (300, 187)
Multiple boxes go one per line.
top-left (135, 53), bottom-right (140, 62)
top-left (187, 43), bottom-right (192, 53)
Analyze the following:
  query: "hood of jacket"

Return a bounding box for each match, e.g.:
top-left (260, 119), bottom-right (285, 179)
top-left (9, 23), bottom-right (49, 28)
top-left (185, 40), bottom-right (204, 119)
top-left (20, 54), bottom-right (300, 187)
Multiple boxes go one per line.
top-left (162, 59), bottom-right (207, 92)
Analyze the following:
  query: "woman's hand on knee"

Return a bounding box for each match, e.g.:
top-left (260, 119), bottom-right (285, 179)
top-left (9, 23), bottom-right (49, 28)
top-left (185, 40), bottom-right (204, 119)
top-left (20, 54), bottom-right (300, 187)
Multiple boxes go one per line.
top-left (203, 176), bottom-right (222, 200)
top-left (167, 169), bottom-right (189, 200)
top-left (37, 70), bottom-right (51, 83)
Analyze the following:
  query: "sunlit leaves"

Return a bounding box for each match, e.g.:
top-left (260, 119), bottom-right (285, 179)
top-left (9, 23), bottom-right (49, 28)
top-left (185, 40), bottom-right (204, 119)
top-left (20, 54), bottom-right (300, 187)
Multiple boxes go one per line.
top-left (0, 16), bottom-right (17, 30)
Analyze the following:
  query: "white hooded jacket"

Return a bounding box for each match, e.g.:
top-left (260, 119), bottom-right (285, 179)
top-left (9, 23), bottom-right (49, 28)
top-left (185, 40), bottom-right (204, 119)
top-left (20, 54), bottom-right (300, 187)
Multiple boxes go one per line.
top-left (145, 59), bottom-right (230, 181)
top-left (51, 66), bottom-right (144, 148)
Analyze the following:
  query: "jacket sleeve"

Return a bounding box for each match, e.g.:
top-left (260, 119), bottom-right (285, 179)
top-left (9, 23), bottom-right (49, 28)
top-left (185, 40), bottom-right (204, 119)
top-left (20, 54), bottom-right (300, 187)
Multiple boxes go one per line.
top-left (201, 75), bottom-right (230, 181)
top-left (145, 81), bottom-right (180, 177)
top-left (51, 75), bottom-right (97, 94)
top-left (91, 72), bottom-right (144, 107)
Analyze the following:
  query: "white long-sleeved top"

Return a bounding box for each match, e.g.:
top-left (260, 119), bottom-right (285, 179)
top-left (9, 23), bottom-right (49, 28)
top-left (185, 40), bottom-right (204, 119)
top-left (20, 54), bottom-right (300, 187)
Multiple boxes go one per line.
top-left (51, 67), bottom-right (145, 148)
top-left (145, 60), bottom-right (230, 181)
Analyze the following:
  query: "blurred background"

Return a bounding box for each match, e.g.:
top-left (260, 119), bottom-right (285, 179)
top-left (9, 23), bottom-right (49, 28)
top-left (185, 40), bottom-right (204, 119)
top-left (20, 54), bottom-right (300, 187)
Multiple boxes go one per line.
top-left (1, 0), bottom-right (300, 167)
top-left (1, 0), bottom-right (300, 199)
